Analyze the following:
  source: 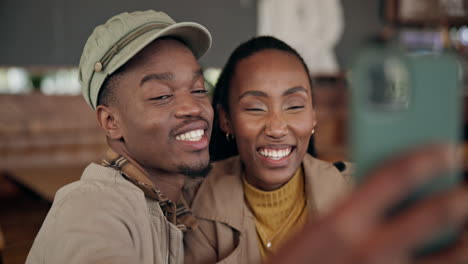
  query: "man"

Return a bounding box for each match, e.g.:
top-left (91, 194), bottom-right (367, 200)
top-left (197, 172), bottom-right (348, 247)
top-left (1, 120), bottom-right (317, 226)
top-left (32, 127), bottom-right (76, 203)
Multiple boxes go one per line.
top-left (27, 9), bottom-right (468, 264)
top-left (27, 10), bottom-right (213, 264)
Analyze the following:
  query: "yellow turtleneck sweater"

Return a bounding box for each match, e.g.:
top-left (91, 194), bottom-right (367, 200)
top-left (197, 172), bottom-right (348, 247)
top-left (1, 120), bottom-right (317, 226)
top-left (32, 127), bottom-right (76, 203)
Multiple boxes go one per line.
top-left (243, 168), bottom-right (308, 260)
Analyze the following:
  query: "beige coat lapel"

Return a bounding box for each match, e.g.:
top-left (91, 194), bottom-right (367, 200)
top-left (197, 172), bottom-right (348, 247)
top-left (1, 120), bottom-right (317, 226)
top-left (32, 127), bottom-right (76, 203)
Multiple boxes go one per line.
top-left (191, 156), bottom-right (248, 231)
top-left (302, 154), bottom-right (353, 217)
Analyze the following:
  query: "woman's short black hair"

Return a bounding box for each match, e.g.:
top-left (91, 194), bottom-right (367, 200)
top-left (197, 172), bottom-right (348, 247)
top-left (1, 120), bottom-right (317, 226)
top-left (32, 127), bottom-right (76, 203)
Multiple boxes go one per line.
top-left (210, 36), bottom-right (316, 161)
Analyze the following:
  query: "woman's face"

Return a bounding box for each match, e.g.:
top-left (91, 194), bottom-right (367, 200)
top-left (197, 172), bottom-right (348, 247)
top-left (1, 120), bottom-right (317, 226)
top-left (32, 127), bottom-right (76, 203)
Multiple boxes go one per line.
top-left (221, 49), bottom-right (316, 191)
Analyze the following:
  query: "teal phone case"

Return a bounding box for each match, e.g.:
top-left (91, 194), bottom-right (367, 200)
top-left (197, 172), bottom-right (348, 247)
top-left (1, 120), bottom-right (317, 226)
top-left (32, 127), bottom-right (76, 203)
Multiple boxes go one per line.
top-left (350, 46), bottom-right (462, 255)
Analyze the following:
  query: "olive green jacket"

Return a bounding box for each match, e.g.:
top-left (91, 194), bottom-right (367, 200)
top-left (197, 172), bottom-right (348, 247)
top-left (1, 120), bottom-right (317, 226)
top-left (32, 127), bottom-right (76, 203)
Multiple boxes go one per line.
top-left (184, 154), bottom-right (353, 264)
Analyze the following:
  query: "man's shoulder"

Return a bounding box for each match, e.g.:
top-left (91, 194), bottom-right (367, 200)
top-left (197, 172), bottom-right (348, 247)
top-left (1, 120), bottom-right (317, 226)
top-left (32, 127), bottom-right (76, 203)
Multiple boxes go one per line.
top-left (27, 164), bottom-right (157, 264)
top-left (52, 163), bottom-right (145, 211)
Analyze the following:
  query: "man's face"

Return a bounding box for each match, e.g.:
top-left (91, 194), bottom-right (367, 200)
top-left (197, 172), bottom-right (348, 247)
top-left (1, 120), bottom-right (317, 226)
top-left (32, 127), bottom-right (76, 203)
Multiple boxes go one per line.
top-left (112, 39), bottom-right (213, 176)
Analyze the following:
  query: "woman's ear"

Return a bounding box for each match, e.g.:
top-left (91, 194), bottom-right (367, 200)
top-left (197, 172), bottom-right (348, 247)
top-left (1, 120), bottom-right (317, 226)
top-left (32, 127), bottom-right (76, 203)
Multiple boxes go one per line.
top-left (218, 105), bottom-right (233, 134)
top-left (311, 109), bottom-right (318, 131)
top-left (96, 105), bottom-right (124, 140)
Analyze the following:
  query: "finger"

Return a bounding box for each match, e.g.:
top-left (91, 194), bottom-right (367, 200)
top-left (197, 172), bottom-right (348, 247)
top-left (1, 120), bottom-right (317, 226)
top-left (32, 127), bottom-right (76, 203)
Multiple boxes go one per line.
top-left (354, 144), bottom-right (459, 219)
top-left (354, 187), bottom-right (468, 264)
top-left (415, 230), bottom-right (468, 264)
top-left (332, 144), bottom-right (459, 243)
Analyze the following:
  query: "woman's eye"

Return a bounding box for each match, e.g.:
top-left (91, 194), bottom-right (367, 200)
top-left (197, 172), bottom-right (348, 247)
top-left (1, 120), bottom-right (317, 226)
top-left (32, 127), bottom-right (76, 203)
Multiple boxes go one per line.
top-left (192, 89), bottom-right (208, 94)
top-left (245, 108), bottom-right (265, 112)
top-left (287, 105), bottom-right (305, 110)
top-left (151, 94), bottom-right (173, 100)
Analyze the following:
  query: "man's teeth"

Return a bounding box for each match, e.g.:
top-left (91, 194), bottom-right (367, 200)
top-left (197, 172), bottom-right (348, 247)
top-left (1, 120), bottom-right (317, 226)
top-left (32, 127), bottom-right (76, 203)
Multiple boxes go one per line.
top-left (258, 147), bottom-right (292, 160)
top-left (175, 129), bottom-right (204, 141)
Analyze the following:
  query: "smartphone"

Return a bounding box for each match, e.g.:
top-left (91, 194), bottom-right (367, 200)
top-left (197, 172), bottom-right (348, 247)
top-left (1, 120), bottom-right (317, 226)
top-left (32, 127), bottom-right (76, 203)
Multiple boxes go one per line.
top-left (349, 45), bottom-right (462, 256)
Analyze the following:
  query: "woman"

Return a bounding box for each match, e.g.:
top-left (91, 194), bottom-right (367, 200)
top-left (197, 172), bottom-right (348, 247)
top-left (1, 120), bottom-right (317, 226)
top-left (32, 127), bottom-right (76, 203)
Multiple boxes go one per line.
top-left (183, 36), bottom-right (352, 263)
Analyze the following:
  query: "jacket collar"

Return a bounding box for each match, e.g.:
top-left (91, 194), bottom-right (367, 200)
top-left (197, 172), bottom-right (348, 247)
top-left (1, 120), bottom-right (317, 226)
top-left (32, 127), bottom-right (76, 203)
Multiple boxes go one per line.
top-left (302, 154), bottom-right (353, 216)
top-left (102, 147), bottom-right (198, 231)
top-left (191, 154), bottom-right (352, 231)
top-left (191, 156), bottom-right (248, 231)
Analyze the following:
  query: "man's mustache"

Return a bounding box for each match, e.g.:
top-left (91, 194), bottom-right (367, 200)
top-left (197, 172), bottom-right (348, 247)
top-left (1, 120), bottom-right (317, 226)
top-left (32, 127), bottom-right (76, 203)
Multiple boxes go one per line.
top-left (169, 116), bottom-right (210, 138)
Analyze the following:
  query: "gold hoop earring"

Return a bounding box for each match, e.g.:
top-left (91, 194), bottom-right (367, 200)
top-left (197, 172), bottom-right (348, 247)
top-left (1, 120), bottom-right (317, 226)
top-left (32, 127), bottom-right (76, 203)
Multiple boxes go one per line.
top-left (226, 132), bottom-right (234, 142)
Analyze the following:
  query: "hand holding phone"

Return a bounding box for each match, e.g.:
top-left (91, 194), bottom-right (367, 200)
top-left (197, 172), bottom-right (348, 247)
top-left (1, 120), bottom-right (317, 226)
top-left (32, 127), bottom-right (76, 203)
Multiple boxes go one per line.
top-left (349, 45), bottom-right (462, 256)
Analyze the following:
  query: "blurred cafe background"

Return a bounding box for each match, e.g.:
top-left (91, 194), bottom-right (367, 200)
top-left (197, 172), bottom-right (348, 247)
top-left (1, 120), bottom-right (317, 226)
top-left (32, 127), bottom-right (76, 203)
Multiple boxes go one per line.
top-left (2, 0), bottom-right (468, 263)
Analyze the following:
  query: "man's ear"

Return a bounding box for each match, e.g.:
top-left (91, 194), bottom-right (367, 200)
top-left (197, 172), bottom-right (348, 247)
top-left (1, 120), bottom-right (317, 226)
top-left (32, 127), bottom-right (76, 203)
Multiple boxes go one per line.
top-left (96, 105), bottom-right (123, 140)
top-left (218, 105), bottom-right (233, 134)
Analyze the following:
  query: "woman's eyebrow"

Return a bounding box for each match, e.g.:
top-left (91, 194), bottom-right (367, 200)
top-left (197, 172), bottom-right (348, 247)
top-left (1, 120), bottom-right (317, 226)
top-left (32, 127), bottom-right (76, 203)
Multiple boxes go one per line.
top-left (238, 90), bottom-right (268, 100)
top-left (238, 86), bottom-right (308, 100)
top-left (283, 86), bottom-right (308, 96)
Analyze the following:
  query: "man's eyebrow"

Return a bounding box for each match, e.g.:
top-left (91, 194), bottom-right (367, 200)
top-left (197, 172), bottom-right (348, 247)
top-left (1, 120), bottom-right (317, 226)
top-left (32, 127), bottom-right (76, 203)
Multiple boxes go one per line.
top-left (140, 72), bottom-right (174, 86)
top-left (238, 90), bottom-right (268, 100)
top-left (283, 86), bottom-right (308, 96)
top-left (140, 69), bottom-right (203, 86)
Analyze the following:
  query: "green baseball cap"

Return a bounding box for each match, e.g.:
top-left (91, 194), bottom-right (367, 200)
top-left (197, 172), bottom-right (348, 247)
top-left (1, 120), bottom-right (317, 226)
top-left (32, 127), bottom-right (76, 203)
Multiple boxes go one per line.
top-left (79, 10), bottom-right (212, 109)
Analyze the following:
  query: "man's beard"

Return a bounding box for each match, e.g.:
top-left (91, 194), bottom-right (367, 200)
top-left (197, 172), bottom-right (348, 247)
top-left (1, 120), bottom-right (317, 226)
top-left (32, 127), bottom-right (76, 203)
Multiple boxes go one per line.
top-left (177, 163), bottom-right (212, 178)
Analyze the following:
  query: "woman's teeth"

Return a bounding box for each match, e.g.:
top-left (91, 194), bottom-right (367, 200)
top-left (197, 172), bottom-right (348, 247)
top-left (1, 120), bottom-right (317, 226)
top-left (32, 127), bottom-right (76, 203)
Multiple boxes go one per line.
top-left (258, 147), bottom-right (292, 160)
top-left (175, 129), bottom-right (204, 141)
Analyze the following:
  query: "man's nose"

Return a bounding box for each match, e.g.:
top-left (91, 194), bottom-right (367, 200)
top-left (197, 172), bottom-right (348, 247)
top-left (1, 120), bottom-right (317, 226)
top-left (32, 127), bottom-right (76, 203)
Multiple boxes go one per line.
top-left (174, 93), bottom-right (203, 118)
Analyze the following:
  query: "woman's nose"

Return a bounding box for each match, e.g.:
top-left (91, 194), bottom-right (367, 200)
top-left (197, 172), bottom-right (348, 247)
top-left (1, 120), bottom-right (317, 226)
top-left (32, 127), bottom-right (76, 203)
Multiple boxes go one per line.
top-left (264, 112), bottom-right (288, 139)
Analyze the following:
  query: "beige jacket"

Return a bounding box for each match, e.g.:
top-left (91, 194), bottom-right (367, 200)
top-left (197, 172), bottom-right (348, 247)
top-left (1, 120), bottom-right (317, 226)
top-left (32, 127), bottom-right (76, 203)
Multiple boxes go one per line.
top-left (26, 163), bottom-right (184, 264)
top-left (184, 155), bottom-right (353, 264)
